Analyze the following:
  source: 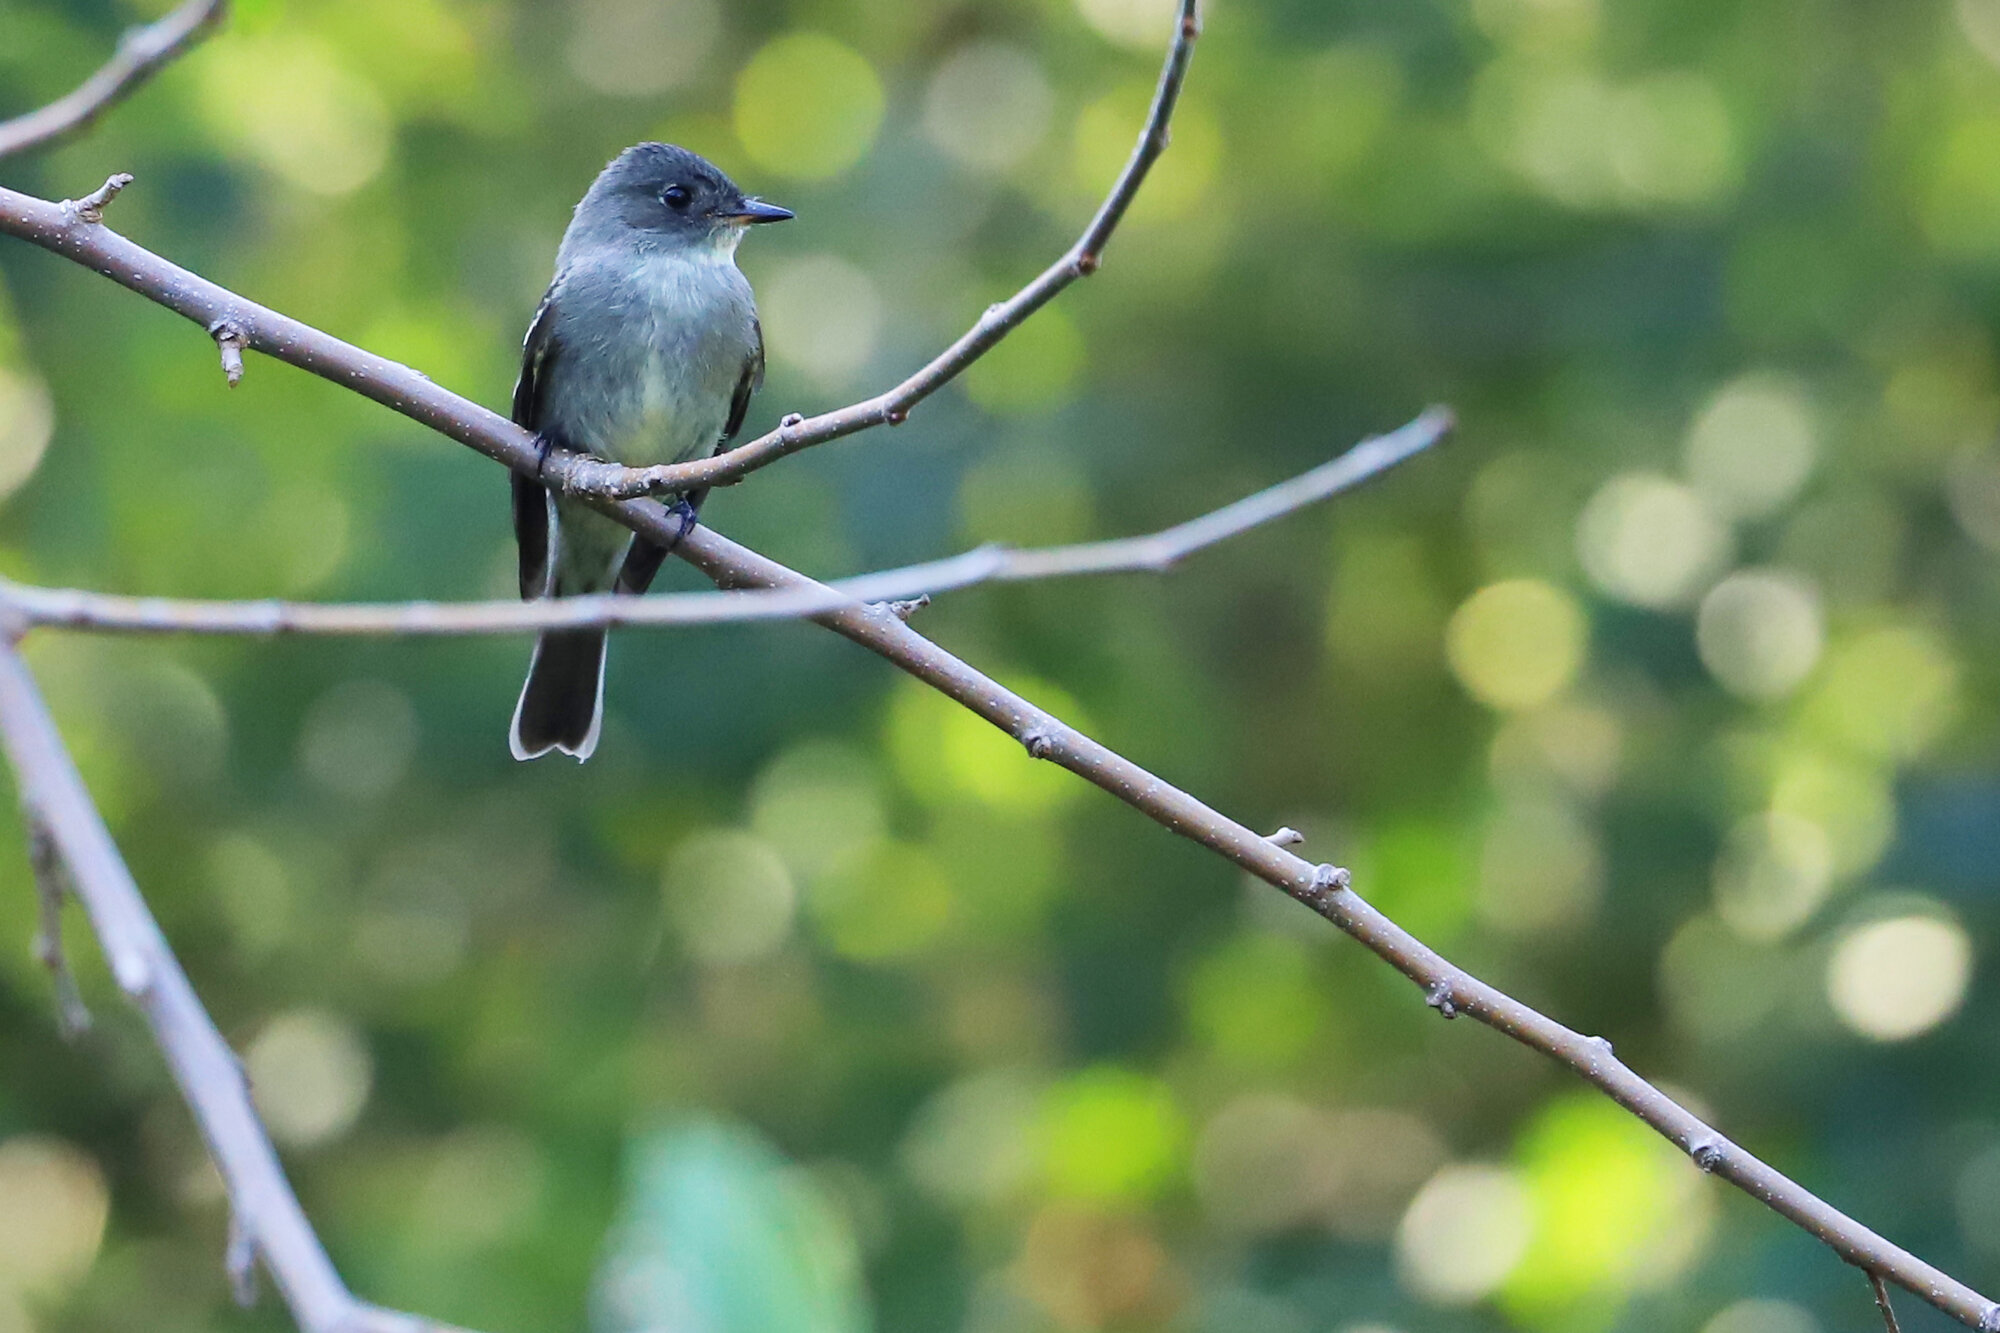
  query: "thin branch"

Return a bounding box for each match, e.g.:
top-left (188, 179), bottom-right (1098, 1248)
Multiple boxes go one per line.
top-left (26, 812), bottom-right (90, 1038)
top-left (1872, 1272), bottom-right (1904, 1333)
top-left (0, 0), bottom-right (228, 160)
top-left (672, 523), bottom-right (2000, 1331)
top-left (519, 0), bottom-right (1204, 501)
top-left (8, 155), bottom-right (1999, 1333)
top-left (0, 408), bottom-right (1449, 638)
top-left (3, 8), bottom-right (1997, 1333)
top-left (0, 640), bottom-right (472, 1333)
top-left (0, 0), bottom-right (1196, 496)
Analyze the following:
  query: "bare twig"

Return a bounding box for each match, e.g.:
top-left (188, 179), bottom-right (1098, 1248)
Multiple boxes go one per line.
top-left (26, 812), bottom-right (90, 1038)
top-left (5, 0), bottom-right (1203, 499)
top-left (65, 172), bottom-right (133, 224)
top-left (7, 154), bottom-right (1998, 1333)
top-left (0, 409), bottom-right (1448, 638)
top-left (3, 3), bottom-right (1997, 1330)
top-left (0, 641), bottom-right (472, 1333)
top-left (1872, 1272), bottom-right (1904, 1333)
top-left (532, 0), bottom-right (1204, 500)
top-left (0, 0), bottom-right (227, 160)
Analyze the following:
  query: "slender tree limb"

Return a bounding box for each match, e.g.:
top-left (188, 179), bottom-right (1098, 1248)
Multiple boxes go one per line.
top-left (1872, 1272), bottom-right (1904, 1333)
top-left (0, 408), bottom-right (1448, 638)
top-left (681, 523), bottom-right (2000, 1331)
top-left (0, 0), bottom-right (1197, 498)
top-left (0, 640), bottom-right (474, 1333)
top-left (4, 6), bottom-right (1996, 1331)
top-left (0, 0), bottom-right (228, 160)
top-left (26, 811), bottom-right (90, 1038)
top-left (537, 0), bottom-right (1202, 500)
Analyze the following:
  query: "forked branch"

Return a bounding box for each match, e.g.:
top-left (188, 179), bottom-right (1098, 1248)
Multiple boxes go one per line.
top-left (0, 408), bottom-right (1449, 637)
top-left (7, 170), bottom-right (1998, 1333)
top-left (0, 0), bottom-right (227, 160)
top-left (0, 642), bottom-right (470, 1333)
top-left (539, 0), bottom-right (1202, 499)
top-left (2, 2), bottom-right (1995, 1331)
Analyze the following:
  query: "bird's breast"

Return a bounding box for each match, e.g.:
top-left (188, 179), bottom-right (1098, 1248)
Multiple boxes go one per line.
top-left (546, 249), bottom-right (756, 468)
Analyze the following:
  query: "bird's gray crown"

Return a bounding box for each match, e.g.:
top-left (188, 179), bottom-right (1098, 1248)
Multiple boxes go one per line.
top-left (566, 143), bottom-right (791, 252)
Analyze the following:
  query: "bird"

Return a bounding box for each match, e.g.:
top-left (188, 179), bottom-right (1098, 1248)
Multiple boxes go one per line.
top-left (508, 143), bottom-right (792, 762)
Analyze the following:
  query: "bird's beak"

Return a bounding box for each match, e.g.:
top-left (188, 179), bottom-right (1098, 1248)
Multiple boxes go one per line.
top-left (728, 198), bottom-right (795, 224)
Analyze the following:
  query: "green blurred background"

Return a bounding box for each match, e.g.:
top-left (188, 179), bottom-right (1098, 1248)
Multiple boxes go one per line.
top-left (2, 0), bottom-right (1997, 1330)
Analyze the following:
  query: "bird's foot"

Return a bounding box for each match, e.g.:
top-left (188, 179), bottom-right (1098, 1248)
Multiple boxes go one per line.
top-left (663, 497), bottom-right (700, 553)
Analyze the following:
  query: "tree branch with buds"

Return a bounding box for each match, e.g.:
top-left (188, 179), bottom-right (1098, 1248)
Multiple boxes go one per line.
top-left (0, 3), bottom-right (1990, 1333)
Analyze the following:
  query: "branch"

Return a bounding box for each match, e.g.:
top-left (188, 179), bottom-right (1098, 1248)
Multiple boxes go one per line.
top-left (0, 640), bottom-right (473, 1333)
top-left (536, 0), bottom-right (1203, 500)
top-left (26, 810), bottom-right (90, 1037)
top-left (0, 0), bottom-right (227, 160)
top-left (3, 9), bottom-right (1996, 1332)
top-left (0, 408), bottom-right (1449, 637)
top-left (4, 187), bottom-right (1996, 1333)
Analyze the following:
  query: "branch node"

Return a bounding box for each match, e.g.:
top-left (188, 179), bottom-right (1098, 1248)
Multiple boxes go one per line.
top-left (1979, 1302), bottom-right (2000, 1333)
top-left (226, 1210), bottom-right (260, 1308)
top-left (1689, 1135), bottom-right (1726, 1173)
top-left (208, 319), bottom-right (247, 387)
top-left (1265, 826), bottom-right (1304, 848)
top-left (884, 407), bottom-right (908, 426)
top-left (1589, 1035), bottom-right (1614, 1057)
top-left (1022, 726), bottom-right (1060, 761)
top-left (881, 594), bottom-right (930, 622)
top-left (1296, 860), bottom-right (1344, 904)
top-left (1425, 977), bottom-right (1459, 1020)
top-left (65, 172), bottom-right (133, 225)
top-left (27, 818), bottom-right (90, 1039)
top-left (1073, 251), bottom-right (1100, 277)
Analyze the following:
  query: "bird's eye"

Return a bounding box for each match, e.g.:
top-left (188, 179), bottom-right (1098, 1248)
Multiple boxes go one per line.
top-left (662, 184), bottom-right (693, 210)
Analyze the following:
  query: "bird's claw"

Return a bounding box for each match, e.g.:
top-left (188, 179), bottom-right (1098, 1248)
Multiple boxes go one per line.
top-left (664, 497), bottom-right (700, 553)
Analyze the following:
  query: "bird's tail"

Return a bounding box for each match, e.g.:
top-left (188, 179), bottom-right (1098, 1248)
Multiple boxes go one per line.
top-left (510, 629), bottom-right (608, 762)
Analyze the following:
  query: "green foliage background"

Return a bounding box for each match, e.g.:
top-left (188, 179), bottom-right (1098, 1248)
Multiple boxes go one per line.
top-left (3, 1), bottom-right (2000, 1331)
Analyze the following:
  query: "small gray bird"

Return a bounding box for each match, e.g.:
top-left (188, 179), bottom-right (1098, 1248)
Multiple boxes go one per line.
top-left (509, 143), bottom-right (791, 761)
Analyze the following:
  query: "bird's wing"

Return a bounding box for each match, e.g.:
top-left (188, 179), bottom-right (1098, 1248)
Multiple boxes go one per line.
top-left (723, 315), bottom-right (765, 445)
top-left (511, 288), bottom-right (559, 600)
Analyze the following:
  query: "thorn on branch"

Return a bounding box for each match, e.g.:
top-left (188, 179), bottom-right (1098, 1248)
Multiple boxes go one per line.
top-left (1425, 977), bottom-right (1459, 1020)
top-left (882, 594), bottom-right (930, 622)
top-left (1869, 1271), bottom-right (1902, 1333)
top-left (226, 1211), bottom-right (259, 1308)
top-left (65, 173), bottom-right (133, 225)
top-left (27, 818), bottom-right (91, 1039)
top-left (1265, 826), bottom-right (1305, 847)
top-left (209, 320), bottom-right (247, 387)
